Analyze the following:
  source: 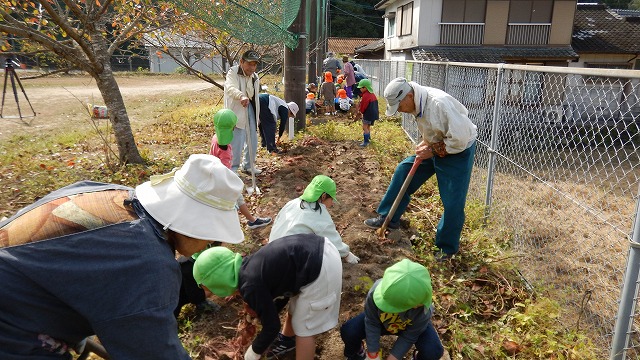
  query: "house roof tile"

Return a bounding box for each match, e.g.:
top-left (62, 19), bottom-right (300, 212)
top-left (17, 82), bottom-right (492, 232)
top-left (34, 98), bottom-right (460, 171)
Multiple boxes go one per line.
top-left (328, 37), bottom-right (381, 56)
top-left (355, 38), bottom-right (385, 53)
top-left (572, 5), bottom-right (640, 54)
top-left (412, 46), bottom-right (578, 63)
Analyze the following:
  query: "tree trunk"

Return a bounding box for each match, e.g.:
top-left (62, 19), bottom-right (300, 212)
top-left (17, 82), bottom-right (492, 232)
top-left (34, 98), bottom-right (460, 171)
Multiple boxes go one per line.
top-left (89, 27), bottom-right (144, 164)
top-left (95, 68), bottom-right (144, 164)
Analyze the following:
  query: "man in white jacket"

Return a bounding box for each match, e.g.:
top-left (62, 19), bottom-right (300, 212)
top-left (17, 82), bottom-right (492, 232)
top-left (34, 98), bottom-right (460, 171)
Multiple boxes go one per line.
top-left (364, 77), bottom-right (477, 261)
top-left (224, 50), bottom-right (262, 174)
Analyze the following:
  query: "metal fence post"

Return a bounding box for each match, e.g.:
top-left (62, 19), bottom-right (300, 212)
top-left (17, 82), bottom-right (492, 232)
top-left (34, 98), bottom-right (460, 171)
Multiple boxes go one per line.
top-left (443, 63), bottom-right (450, 93)
top-left (483, 64), bottom-right (504, 220)
top-left (610, 183), bottom-right (640, 360)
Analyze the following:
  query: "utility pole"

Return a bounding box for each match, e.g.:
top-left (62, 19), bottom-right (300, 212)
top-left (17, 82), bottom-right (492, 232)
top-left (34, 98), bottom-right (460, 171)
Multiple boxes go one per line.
top-left (285, 0), bottom-right (308, 132)
top-left (308, 0), bottom-right (317, 84)
top-left (316, 0), bottom-right (329, 79)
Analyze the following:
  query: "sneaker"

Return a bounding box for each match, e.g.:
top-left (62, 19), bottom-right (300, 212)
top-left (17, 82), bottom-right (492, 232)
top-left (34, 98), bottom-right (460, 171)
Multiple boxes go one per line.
top-left (364, 215), bottom-right (400, 230)
top-left (242, 167), bottom-right (263, 175)
top-left (195, 299), bottom-right (221, 313)
top-left (324, 112), bottom-right (331, 115)
top-left (359, 142), bottom-right (369, 147)
top-left (345, 343), bottom-right (366, 360)
top-left (265, 333), bottom-right (296, 359)
top-left (248, 217), bottom-right (272, 229)
top-left (434, 250), bottom-right (454, 262)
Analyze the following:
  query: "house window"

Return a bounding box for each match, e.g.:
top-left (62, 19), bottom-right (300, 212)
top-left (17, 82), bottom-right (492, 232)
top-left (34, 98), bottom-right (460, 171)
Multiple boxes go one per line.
top-left (397, 2), bottom-right (413, 36)
top-left (388, 16), bottom-right (396, 37)
top-left (586, 62), bottom-right (632, 70)
top-left (509, 0), bottom-right (553, 23)
top-left (442, 0), bottom-right (486, 23)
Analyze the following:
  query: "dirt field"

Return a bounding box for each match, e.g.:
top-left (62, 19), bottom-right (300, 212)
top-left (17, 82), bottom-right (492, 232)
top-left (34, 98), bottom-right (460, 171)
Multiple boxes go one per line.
top-left (0, 73), bottom-right (215, 142)
top-left (1, 74), bottom-right (447, 359)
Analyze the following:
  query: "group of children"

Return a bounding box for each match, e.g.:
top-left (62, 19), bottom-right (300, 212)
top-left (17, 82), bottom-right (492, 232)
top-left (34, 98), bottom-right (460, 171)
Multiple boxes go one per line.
top-left (179, 100), bottom-right (441, 359)
top-left (177, 61), bottom-right (443, 358)
top-left (306, 71), bottom-right (379, 147)
top-left (188, 172), bottom-right (443, 360)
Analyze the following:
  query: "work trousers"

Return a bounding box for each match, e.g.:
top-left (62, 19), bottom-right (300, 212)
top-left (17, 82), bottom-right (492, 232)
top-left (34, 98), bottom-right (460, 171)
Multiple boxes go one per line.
top-left (258, 98), bottom-right (278, 152)
top-left (376, 142), bottom-right (476, 254)
top-left (230, 104), bottom-right (258, 172)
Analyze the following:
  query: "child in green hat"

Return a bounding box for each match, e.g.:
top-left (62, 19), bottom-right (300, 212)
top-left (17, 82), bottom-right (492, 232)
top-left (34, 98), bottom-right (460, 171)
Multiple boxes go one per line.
top-left (340, 259), bottom-right (444, 360)
top-left (209, 108), bottom-right (271, 230)
top-left (174, 109), bottom-right (273, 317)
top-left (268, 174), bottom-right (360, 264)
top-left (193, 233), bottom-right (343, 360)
top-left (355, 78), bottom-right (379, 147)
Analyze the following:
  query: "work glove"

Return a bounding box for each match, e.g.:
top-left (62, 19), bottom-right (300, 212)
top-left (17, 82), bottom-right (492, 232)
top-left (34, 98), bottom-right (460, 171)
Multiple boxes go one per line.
top-left (431, 141), bottom-right (447, 157)
top-left (244, 345), bottom-right (261, 360)
top-left (345, 252), bottom-right (360, 264)
top-left (366, 351), bottom-right (382, 360)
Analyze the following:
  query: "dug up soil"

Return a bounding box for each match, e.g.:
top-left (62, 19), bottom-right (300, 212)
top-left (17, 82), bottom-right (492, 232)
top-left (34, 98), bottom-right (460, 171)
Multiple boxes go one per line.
top-left (181, 118), bottom-right (450, 360)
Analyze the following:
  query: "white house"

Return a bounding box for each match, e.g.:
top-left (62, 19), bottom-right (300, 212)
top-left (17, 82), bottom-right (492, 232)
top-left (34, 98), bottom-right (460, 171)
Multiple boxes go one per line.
top-left (374, 0), bottom-right (578, 65)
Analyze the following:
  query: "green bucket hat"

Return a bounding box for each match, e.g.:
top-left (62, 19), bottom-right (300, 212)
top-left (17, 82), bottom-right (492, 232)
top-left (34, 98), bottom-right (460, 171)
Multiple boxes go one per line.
top-left (299, 175), bottom-right (337, 203)
top-left (193, 247), bottom-right (243, 297)
top-left (357, 78), bottom-right (373, 93)
top-left (214, 109), bottom-right (237, 146)
top-left (373, 259), bottom-right (432, 313)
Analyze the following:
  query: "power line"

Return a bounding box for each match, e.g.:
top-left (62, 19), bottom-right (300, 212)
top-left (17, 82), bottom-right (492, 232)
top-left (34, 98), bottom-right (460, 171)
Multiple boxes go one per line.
top-left (329, 3), bottom-right (384, 28)
top-left (331, 0), bottom-right (378, 10)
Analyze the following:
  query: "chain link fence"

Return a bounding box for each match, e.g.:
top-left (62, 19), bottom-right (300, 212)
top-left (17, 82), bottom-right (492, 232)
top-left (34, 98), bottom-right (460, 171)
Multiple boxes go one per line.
top-left (357, 59), bottom-right (640, 359)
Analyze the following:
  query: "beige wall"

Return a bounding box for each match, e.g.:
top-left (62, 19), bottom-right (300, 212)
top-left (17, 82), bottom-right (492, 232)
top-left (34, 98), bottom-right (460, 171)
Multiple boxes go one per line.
top-left (549, 0), bottom-right (576, 45)
top-left (484, 0), bottom-right (509, 45)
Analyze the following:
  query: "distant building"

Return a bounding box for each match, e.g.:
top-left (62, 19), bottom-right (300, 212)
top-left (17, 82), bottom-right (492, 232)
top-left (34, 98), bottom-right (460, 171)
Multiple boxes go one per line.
top-left (375, 0), bottom-right (578, 65)
top-left (571, 3), bottom-right (640, 69)
top-left (143, 33), bottom-right (226, 74)
top-left (327, 37), bottom-right (382, 58)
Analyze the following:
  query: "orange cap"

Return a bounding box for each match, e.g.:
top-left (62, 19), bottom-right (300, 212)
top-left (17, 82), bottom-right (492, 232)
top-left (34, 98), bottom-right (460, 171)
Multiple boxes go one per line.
top-left (324, 72), bottom-right (333, 82)
top-left (337, 89), bottom-right (347, 99)
top-left (307, 93), bottom-right (315, 99)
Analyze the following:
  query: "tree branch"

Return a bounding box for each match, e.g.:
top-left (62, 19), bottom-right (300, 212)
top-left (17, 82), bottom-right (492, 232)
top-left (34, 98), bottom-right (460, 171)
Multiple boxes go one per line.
top-left (37, 0), bottom-right (99, 68)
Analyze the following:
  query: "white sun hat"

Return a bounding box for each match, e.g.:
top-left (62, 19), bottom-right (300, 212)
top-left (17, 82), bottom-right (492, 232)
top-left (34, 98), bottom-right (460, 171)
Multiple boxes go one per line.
top-left (136, 154), bottom-right (244, 243)
top-left (287, 102), bottom-right (299, 117)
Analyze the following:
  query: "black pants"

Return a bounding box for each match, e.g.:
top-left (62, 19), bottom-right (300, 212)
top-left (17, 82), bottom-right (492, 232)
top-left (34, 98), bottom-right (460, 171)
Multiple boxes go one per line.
top-left (174, 256), bottom-right (206, 317)
top-left (258, 98), bottom-right (278, 152)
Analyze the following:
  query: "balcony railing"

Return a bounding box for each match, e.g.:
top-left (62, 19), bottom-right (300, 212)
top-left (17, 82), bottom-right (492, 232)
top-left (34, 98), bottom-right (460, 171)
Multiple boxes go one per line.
top-left (439, 23), bottom-right (484, 45)
top-left (506, 23), bottom-right (550, 45)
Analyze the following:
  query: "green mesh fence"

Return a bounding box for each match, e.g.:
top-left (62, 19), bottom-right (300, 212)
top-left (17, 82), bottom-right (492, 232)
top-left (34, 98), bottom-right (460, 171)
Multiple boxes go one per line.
top-left (170, 0), bottom-right (301, 49)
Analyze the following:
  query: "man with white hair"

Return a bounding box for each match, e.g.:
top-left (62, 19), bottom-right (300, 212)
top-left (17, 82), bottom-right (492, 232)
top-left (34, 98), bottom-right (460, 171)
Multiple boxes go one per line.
top-left (322, 51), bottom-right (342, 81)
top-left (364, 77), bottom-right (477, 261)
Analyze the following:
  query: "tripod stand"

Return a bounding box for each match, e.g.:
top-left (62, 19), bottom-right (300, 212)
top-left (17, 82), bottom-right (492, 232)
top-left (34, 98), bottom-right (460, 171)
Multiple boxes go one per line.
top-left (1, 58), bottom-right (36, 123)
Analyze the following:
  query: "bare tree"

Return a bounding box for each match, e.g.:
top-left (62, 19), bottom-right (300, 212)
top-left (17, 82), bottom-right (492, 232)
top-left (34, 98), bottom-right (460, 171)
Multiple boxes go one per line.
top-left (0, 0), bottom-right (183, 164)
top-left (145, 20), bottom-right (284, 90)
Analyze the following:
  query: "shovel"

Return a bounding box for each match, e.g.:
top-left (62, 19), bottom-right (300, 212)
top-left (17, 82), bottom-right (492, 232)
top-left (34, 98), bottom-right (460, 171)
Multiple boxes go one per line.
top-left (376, 157), bottom-right (423, 238)
top-left (245, 121), bottom-right (261, 195)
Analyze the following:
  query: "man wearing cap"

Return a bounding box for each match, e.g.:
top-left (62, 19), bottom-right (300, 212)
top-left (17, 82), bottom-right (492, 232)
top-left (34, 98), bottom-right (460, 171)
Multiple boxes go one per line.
top-left (269, 174), bottom-right (360, 264)
top-left (364, 77), bottom-right (477, 260)
top-left (193, 233), bottom-right (342, 360)
top-left (258, 93), bottom-right (299, 154)
top-left (225, 49), bottom-right (262, 175)
top-left (340, 259), bottom-right (444, 360)
top-left (322, 51), bottom-right (342, 81)
top-left (0, 154), bottom-right (244, 359)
